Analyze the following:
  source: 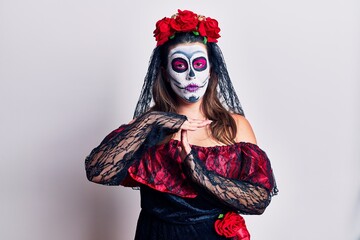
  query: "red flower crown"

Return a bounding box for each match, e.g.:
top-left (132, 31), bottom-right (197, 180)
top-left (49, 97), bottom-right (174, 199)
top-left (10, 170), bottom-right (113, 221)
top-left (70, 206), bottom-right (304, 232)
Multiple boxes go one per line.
top-left (153, 9), bottom-right (221, 46)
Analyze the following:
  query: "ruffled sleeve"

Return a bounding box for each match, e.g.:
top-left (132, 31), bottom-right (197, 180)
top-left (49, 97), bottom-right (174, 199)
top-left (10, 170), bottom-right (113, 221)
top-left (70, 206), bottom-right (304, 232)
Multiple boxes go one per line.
top-left (84, 111), bottom-right (187, 186)
top-left (238, 143), bottom-right (277, 196)
top-left (128, 140), bottom-right (198, 197)
top-left (183, 142), bottom-right (278, 215)
top-left (127, 139), bottom-right (277, 213)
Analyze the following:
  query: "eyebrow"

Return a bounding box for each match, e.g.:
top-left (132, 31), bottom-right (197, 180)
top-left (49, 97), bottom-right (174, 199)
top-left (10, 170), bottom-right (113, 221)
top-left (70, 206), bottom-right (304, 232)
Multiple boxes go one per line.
top-left (170, 50), bottom-right (206, 59)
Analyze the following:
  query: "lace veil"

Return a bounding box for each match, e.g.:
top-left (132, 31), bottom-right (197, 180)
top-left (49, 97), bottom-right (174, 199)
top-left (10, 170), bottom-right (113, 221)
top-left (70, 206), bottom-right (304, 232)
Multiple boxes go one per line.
top-left (133, 41), bottom-right (244, 119)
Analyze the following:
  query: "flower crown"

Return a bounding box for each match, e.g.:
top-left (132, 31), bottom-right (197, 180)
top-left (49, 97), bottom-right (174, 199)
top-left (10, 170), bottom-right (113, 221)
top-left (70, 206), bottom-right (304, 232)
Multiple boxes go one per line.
top-left (153, 9), bottom-right (221, 46)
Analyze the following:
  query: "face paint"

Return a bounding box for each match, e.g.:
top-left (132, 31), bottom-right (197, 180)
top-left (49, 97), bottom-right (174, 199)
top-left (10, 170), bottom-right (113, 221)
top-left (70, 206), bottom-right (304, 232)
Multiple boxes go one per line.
top-left (167, 44), bottom-right (210, 103)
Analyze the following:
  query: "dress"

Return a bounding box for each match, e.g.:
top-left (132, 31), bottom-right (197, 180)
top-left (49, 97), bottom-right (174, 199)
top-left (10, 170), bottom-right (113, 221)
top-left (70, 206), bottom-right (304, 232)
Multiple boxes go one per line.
top-left (85, 111), bottom-right (278, 240)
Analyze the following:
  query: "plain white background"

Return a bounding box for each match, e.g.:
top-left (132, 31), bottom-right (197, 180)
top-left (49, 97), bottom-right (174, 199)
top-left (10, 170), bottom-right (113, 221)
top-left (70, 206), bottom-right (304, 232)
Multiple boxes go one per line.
top-left (1, 0), bottom-right (359, 239)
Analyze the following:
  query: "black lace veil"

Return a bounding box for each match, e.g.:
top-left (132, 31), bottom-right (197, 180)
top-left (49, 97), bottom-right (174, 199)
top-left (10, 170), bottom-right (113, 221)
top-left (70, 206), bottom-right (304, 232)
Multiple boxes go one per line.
top-left (133, 36), bottom-right (244, 119)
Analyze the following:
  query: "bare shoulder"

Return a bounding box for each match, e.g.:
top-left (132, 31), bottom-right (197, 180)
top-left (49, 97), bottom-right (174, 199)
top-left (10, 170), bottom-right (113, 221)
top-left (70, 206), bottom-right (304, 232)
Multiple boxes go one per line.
top-left (231, 113), bottom-right (257, 144)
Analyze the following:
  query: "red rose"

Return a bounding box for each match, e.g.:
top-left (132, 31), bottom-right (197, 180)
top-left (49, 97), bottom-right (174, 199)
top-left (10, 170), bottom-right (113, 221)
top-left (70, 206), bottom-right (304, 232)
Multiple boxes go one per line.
top-left (214, 212), bottom-right (250, 240)
top-left (153, 17), bottom-right (174, 46)
top-left (170, 9), bottom-right (198, 32)
top-left (198, 17), bottom-right (221, 43)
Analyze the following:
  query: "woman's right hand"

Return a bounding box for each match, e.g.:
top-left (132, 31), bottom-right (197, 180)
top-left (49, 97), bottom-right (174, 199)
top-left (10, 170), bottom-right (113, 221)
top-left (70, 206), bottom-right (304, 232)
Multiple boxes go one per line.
top-left (180, 119), bottom-right (212, 131)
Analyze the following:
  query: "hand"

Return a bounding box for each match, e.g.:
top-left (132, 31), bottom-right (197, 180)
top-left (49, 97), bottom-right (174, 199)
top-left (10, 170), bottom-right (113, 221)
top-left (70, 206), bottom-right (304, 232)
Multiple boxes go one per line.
top-left (180, 129), bottom-right (192, 156)
top-left (180, 119), bottom-right (212, 131)
top-left (179, 118), bottom-right (211, 163)
top-left (179, 129), bottom-right (196, 170)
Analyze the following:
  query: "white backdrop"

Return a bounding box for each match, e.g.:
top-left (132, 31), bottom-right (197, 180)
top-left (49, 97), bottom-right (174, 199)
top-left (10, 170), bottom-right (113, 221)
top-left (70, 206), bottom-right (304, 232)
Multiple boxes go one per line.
top-left (1, 0), bottom-right (359, 239)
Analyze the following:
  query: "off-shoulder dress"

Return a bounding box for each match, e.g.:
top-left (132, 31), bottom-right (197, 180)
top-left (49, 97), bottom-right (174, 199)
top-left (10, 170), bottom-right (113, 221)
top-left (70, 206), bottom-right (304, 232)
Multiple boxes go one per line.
top-left (85, 111), bottom-right (277, 240)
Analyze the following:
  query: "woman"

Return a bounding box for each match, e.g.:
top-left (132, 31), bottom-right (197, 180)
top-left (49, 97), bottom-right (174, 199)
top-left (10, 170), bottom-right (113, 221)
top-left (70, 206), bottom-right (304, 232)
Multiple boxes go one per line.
top-left (85, 10), bottom-right (277, 240)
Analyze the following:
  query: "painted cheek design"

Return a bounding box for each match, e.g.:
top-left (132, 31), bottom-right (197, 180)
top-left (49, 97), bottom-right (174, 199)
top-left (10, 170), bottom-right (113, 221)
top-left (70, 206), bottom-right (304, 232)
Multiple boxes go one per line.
top-left (192, 57), bottom-right (207, 71)
top-left (171, 58), bottom-right (188, 73)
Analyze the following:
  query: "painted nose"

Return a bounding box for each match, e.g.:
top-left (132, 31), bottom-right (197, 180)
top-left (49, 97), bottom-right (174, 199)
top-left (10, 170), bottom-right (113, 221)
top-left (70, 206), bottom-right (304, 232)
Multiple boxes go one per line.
top-left (186, 68), bottom-right (196, 80)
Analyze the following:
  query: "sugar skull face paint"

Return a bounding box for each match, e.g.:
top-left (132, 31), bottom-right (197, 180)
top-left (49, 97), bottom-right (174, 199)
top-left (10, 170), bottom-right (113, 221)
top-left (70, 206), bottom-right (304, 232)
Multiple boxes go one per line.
top-left (167, 43), bottom-right (210, 103)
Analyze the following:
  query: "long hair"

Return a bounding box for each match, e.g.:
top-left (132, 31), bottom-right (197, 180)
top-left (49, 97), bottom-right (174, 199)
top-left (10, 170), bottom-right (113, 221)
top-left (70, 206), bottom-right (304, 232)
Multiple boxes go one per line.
top-left (145, 32), bottom-right (240, 144)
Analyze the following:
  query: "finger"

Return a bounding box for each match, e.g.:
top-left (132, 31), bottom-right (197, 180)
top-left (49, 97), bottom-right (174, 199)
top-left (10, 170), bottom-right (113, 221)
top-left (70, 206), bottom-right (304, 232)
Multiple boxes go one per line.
top-left (187, 118), bottom-right (212, 124)
top-left (195, 119), bottom-right (212, 127)
top-left (181, 120), bottom-right (212, 131)
top-left (187, 118), bottom-right (205, 122)
top-left (189, 119), bottom-right (212, 125)
top-left (180, 122), bottom-right (198, 131)
top-left (181, 130), bottom-right (192, 153)
top-left (181, 126), bottom-right (198, 131)
top-left (181, 129), bottom-right (187, 145)
top-left (177, 145), bottom-right (183, 153)
top-left (177, 145), bottom-right (186, 160)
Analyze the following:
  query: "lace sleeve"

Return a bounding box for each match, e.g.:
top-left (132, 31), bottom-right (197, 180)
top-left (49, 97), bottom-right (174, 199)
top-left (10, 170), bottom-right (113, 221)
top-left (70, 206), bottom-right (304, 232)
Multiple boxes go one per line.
top-left (85, 111), bottom-right (187, 186)
top-left (183, 149), bottom-right (276, 215)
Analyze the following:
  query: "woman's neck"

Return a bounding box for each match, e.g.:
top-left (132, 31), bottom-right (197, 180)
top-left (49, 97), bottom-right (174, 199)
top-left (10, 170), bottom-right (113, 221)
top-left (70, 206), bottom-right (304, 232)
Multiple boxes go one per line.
top-left (176, 99), bottom-right (206, 120)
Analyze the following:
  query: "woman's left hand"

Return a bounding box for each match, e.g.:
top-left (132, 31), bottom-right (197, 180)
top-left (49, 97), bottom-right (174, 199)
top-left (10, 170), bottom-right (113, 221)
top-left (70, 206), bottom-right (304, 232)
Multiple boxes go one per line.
top-left (179, 129), bottom-right (192, 161)
top-left (179, 129), bottom-right (197, 174)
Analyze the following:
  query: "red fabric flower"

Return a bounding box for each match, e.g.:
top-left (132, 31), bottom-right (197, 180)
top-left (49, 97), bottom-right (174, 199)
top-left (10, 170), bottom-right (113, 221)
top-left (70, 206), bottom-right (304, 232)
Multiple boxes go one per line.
top-left (214, 212), bottom-right (250, 240)
top-left (170, 9), bottom-right (198, 32)
top-left (152, 10), bottom-right (222, 46)
top-left (198, 17), bottom-right (221, 43)
top-left (153, 17), bottom-right (174, 46)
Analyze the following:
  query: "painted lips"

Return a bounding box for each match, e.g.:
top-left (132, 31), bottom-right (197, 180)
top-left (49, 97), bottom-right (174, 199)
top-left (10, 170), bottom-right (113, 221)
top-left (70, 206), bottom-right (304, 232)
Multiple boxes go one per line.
top-left (185, 84), bottom-right (199, 92)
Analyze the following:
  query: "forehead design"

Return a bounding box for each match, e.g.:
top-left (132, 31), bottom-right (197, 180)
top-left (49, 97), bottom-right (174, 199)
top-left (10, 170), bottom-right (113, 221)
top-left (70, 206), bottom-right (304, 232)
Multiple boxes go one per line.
top-left (168, 44), bottom-right (208, 60)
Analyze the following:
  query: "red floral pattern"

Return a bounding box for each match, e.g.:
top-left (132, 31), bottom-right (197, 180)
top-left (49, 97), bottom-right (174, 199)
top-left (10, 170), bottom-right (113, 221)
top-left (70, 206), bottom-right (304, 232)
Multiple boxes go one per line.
top-left (215, 212), bottom-right (250, 240)
top-left (127, 139), bottom-right (275, 198)
top-left (153, 9), bottom-right (221, 46)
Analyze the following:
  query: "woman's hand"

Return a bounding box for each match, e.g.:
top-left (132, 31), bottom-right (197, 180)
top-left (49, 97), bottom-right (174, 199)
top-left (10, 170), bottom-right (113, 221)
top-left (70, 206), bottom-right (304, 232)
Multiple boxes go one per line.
top-left (178, 119), bottom-right (211, 162)
top-left (180, 119), bottom-right (212, 131)
top-left (178, 119), bottom-right (211, 161)
top-left (179, 129), bottom-right (199, 177)
top-left (180, 129), bottom-right (192, 158)
top-left (179, 129), bottom-right (196, 171)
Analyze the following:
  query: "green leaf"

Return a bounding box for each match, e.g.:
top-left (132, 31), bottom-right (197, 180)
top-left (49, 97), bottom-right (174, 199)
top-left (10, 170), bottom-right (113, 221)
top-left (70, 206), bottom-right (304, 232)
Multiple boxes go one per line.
top-left (169, 34), bottom-right (175, 39)
top-left (192, 31), bottom-right (199, 36)
top-left (218, 213), bottom-right (224, 219)
top-left (203, 37), bottom-right (208, 44)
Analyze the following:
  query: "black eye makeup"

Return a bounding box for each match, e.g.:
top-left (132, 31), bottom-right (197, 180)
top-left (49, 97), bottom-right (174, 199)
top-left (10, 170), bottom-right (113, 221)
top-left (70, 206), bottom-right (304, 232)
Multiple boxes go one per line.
top-left (171, 58), bottom-right (188, 73)
top-left (192, 57), bottom-right (207, 71)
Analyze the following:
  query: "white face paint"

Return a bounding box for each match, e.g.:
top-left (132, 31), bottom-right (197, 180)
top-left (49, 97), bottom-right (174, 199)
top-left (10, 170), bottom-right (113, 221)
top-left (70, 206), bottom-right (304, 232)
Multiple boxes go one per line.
top-left (167, 43), bottom-right (210, 103)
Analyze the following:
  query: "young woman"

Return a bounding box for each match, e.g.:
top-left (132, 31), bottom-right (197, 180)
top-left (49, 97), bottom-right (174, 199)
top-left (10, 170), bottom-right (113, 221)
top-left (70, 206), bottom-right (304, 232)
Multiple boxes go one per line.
top-left (85, 10), bottom-right (278, 240)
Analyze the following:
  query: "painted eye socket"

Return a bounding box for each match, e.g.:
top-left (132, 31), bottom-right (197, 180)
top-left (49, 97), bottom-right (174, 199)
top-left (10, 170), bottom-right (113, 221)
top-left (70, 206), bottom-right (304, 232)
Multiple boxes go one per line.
top-left (192, 57), bottom-right (207, 71)
top-left (171, 58), bottom-right (188, 73)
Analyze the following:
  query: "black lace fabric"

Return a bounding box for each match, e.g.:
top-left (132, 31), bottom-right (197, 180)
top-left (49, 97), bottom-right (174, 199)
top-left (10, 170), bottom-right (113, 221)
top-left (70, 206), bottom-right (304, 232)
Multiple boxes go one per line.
top-left (183, 150), bottom-right (275, 215)
top-left (85, 110), bottom-right (277, 216)
top-left (133, 42), bottom-right (245, 119)
top-left (209, 43), bottom-right (244, 115)
top-left (85, 111), bottom-right (187, 186)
